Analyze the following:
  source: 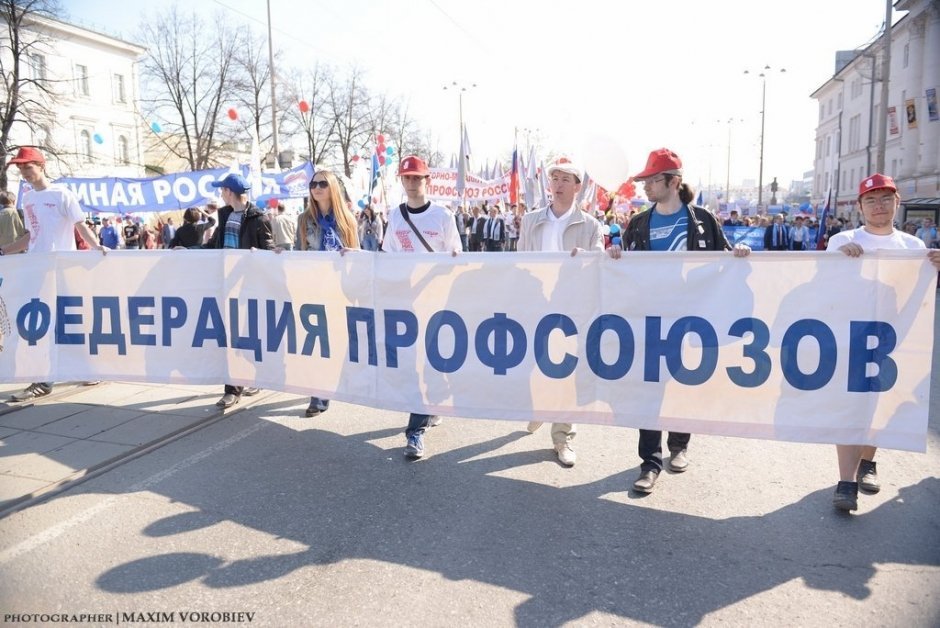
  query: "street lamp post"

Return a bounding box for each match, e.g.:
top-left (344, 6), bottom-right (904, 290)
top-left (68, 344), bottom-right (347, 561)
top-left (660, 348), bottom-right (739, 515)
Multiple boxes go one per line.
top-left (744, 66), bottom-right (785, 210)
top-left (442, 81), bottom-right (477, 148)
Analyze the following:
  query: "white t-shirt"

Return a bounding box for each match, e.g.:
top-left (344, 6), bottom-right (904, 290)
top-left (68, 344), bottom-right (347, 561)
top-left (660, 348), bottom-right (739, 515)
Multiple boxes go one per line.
top-left (382, 202), bottom-right (462, 253)
top-left (540, 205), bottom-right (575, 252)
top-left (22, 184), bottom-right (85, 252)
top-left (827, 227), bottom-right (926, 253)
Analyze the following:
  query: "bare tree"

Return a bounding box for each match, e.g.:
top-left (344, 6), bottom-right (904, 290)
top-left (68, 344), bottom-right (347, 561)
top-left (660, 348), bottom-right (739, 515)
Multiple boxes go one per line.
top-left (326, 66), bottom-right (372, 177)
top-left (0, 0), bottom-right (63, 190)
top-left (231, 29), bottom-right (282, 152)
top-left (280, 64), bottom-right (337, 167)
top-left (138, 5), bottom-right (246, 170)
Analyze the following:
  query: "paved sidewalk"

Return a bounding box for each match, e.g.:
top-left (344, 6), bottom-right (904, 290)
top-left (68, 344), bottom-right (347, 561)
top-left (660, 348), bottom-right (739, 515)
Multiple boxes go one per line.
top-left (0, 381), bottom-right (278, 513)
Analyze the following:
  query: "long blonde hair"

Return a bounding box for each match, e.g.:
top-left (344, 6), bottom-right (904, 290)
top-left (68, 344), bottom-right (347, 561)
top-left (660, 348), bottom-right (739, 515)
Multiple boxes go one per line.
top-left (302, 170), bottom-right (360, 250)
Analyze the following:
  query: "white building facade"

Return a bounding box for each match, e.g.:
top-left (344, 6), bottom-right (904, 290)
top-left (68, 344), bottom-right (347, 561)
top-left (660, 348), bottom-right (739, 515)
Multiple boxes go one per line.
top-left (2, 13), bottom-right (146, 184)
top-left (811, 0), bottom-right (940, 223)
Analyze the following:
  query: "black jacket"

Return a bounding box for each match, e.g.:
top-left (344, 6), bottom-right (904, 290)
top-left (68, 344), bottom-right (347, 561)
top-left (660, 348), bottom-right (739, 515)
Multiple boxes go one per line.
top-left (206, 203), bottom-right (273, 250)
top-left (624, 203), bottom-right (731, 252)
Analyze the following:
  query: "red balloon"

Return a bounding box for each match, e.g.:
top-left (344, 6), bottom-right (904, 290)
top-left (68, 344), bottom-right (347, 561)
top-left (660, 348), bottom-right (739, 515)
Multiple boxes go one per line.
top-left (377, 134), bottom-right (385, 143)
top-left (267, 198), bottom-right (279, 208)
top-left (378, 155), bottom-right (386, 165)
top-left (227, 108), bottom-right (238, 121)
top-left (351, 155), bottom-right (360, 162)
top-left (298, 100), bottom-right (310, 113)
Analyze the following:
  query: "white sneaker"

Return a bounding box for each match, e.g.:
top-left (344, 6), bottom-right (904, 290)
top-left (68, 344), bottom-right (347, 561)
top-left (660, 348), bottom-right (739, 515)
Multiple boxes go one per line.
top-left (527, 421), bottom-right (543, 433)
top-left (429, 416), bottom-right (443, 427)
top-left (555, 443), bottom-right (576, 467)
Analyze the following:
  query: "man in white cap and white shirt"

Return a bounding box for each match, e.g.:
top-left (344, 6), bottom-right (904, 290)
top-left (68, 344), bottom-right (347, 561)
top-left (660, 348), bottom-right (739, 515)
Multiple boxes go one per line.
top-left (517, 158), bottom-right (604, 466)
top-left (382, 154), bottom-right (462, 460)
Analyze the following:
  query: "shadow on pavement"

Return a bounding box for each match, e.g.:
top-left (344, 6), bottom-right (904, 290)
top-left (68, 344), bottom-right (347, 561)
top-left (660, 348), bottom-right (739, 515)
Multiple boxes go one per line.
top-left (93, 416), bottom-right (940, 627)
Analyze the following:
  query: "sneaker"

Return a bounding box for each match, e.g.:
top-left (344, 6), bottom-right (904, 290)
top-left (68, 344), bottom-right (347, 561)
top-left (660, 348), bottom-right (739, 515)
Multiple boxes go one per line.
top-left (11, 383), bottom-right (52, 402)
top-left (833, 481), bottom-right (859, 512)
top-left (82, 380), bottom-right (102, 386)
top-left (404, 433), bottom-right (425, 459)
top-left (555, 443), bottom-right (576, 467)
top-left (633, 470), bottom-right (659, 493)
top-left (668, 449), bottom-right (690, 473)
top-left (526, 421), bottom-right (543, 433)
top-left (856, 459), bottom-right (880, 493)
top-left (242, 387), bottom-right (261, 397)
top-left (429, 416), bottom-right (442, 427)
top-left (304, 403), bottom-right (320, 418)
top-left (215, 393), bottom-right (240, 409)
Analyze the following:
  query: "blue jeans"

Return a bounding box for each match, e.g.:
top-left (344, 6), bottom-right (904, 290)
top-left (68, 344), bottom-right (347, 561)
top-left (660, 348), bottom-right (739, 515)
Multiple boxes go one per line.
top-left (362, 235), bottom-right (379, 251)
top-left (406, 413), bottom-right (432, 437)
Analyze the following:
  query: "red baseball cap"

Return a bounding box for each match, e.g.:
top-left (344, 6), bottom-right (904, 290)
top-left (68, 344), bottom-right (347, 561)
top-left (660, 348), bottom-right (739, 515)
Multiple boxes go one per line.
top-left (633, 148), bottom-right (682, 180)
top-left (398, 155), bottom-right (430, 177)
top-left (858, 173), bottom-right (897, 199)
top-left (7, 146), bottom-right (45, 167)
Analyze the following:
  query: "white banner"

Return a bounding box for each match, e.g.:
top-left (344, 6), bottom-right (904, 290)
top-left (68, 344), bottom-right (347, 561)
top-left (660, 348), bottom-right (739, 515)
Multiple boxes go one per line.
top-left (0, 250), bottom-right (935, 451)
top-left (427, 168), bottom-right (512, 204)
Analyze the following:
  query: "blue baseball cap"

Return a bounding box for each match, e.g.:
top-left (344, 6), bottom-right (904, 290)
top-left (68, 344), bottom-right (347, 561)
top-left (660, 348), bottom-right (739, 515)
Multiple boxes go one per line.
top-left (211, 173), bottom-right (251, 194)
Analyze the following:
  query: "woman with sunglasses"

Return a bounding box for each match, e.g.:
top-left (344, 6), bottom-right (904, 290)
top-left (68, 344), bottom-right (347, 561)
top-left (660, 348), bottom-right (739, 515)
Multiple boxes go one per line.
top-left (294, 171), bottom-right (360, 417)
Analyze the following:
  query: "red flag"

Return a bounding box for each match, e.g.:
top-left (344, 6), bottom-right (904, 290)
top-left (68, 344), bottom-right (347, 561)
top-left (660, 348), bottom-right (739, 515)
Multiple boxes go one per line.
top-left (509, 144), bottom-right (519, 205)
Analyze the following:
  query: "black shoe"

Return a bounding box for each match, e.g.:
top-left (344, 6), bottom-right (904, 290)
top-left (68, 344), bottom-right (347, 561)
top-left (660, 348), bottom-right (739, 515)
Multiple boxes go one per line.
top-left (215, 393), bottom-right (240, 409)
top-left (242, 387), bottom-right (261, 397)
top-left (856, 459), bottom-right (880, 493)
top-left (633, 470), bottom-right (659, 493)
top-left (833, 481), bottom-right (859, 512)
top-left (305, 404), bottom-right (320, 417)
top-left (11, 383), bottom-right (52, 402)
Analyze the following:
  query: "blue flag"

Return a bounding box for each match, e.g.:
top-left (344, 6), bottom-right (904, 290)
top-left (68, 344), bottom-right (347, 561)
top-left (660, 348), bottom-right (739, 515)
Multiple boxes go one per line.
top-left (816, 188), bottom-right (831, 248)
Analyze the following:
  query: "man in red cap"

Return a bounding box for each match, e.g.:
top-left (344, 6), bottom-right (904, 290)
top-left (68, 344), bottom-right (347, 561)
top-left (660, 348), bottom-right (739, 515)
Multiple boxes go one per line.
top-left (518, 158), bottom-right (604, 467)
top-left (3, 146), bottom-right (107, 401)
top-left (828, 173), bottom-right (940, 512)
top-left (382, 155), bottom-right (462, 459)
top-left (609, 148), bottom-right (750, 493)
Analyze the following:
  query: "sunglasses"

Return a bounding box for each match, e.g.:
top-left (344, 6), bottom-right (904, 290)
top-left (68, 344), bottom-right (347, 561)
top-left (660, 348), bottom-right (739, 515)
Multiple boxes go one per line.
top-left (309, 180), bottom-right (329, 189)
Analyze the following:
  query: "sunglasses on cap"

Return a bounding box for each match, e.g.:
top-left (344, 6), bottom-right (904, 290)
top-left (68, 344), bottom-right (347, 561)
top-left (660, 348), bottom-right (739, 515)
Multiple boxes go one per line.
top-left (309, 180), bottom-right (329, 189)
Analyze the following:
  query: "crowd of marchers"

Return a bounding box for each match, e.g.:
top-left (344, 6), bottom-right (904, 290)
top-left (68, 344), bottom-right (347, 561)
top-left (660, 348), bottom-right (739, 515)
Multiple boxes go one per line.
top-left (2, 145), bottom-right (940, 516)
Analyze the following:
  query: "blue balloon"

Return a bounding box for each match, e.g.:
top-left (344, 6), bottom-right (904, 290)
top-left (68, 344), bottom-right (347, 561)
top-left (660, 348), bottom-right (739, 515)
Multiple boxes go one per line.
top-left (150, 121), bottom-right (162, 133)
top-left (609, 224), bottom-right (621, 235)
top-left (357, 199), bottom-right (366, 209)
top-left (93, 133), bottom-right (104, 145)
top-left (386, 146), bottom-right (394, 155)
top-left (611, 236), bottom-right (622, 246)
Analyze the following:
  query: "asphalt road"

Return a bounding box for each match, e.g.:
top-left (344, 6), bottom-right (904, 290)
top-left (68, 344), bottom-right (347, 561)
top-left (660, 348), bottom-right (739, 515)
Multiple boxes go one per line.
top-left (0, 299), bottom-right (938, 627)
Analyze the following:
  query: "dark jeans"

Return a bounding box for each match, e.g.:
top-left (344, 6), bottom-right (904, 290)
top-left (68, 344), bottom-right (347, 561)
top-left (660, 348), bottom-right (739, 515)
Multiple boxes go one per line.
top-left (406, 413), bottom-right (432, 437)
top-left (460, 234), bottom-right (468, 252)
top-left (638, 429), bottom-right (691, 473)
top-left (485, 240), bottom-right (504, 252)
top-left (224, 384), bottom-right (243, 396)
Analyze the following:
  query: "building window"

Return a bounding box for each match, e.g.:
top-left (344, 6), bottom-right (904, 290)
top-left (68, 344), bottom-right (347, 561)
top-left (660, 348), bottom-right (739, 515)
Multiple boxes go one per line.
top-left (114, 73), bottom-right (126, 103)
top-left (848, 114), bottom-right (861, 152)
top-left (117, 135), bottom-right (129, 165)
top-left (76, 64), bottom-right (89, 96)
top-left (890, 159), bottom-right (897, 177)
top-left (837, 92), bottom-right (843, 109)
top-left (827, 99), bottom-right (832, 116)
top-left (819, 103), bottom-right (824, 121)
top-left (28, 53), bottom-right (46, 81)
top-left (851, 79), bottom-right (862, 99)
top-left (79, 129), bottom-right (92, 162)
top-left (850, 169), bottom-right (855, 190)
top-left (826, 136), bottom-right (831, 157)
top-left (903, 43), bottom-right (909, 68)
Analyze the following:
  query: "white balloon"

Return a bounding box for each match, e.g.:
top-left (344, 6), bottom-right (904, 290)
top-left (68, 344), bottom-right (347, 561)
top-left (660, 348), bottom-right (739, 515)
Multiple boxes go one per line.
top-left (581, 135), bottom-right (630, 190)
